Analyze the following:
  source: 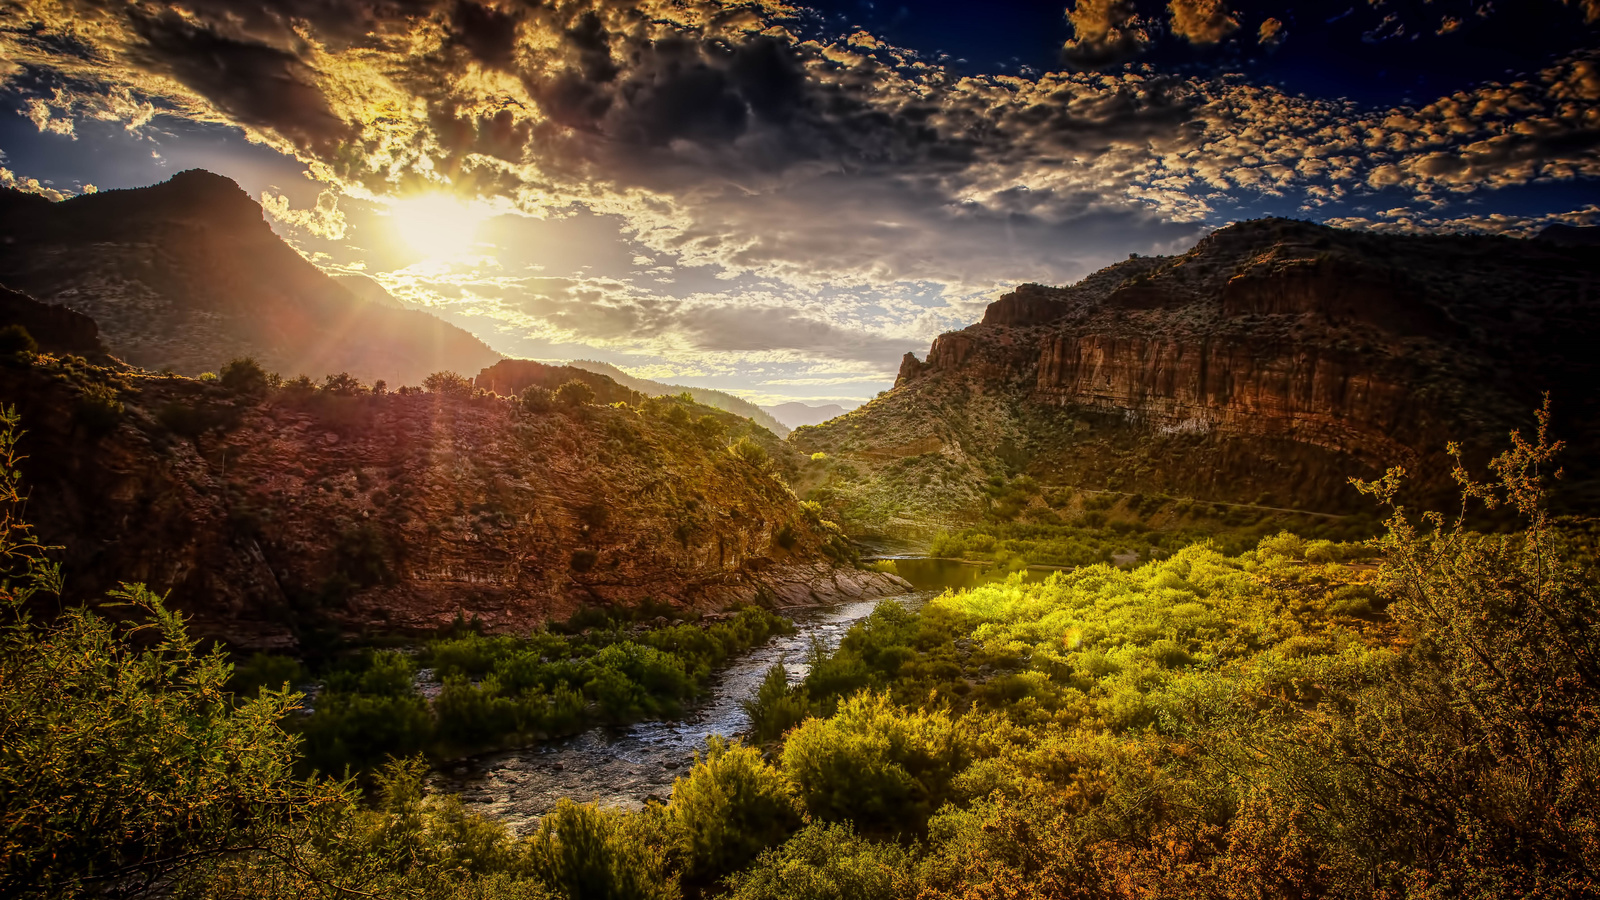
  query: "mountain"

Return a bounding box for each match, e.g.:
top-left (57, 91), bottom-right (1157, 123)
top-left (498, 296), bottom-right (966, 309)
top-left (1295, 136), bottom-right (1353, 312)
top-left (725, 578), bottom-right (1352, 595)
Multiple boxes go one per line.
top-left (792, 218), bottom-right (1600, 539)
top-left (764, 401), bottom-right (849, 429)
top-left (1, 349), bottom-right (903, 649)
top-left (0, 170), bottom-right (501, 385)
top-left (566, 359), bottom-right (790, 436)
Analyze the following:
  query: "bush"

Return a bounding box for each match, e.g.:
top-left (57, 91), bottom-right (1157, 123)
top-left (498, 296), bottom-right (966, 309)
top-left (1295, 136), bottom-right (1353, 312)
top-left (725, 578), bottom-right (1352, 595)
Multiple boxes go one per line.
top-left (0, 324), bottom-right (37, 357)
top-left (555, 379), bottom-right (595, 407)
top-left (669, 737), bottom-right (801, 884)
top-left (728, 436), bottom-right (769, 469)
top-left (423, 371), bottom-right (475, 397)
top-left (73, 383), bottom-right (124, 435)
top-left (781, 691), bottom-right (970, 833)
top-left (726, 821), bottom-right (913, 900)
top-left (219, 356), bottom-right (272, 395)
top-left (520, 385), bottom-right (555, 414)
top-left (742, 661), bottom-right (810, 743)
top-left (528, 800), bottom-right (676, 900)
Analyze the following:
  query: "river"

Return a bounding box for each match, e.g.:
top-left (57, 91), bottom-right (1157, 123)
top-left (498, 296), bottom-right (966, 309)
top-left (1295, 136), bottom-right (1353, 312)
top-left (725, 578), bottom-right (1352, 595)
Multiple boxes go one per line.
top-left (428, 559), bottom-right (1046, 834)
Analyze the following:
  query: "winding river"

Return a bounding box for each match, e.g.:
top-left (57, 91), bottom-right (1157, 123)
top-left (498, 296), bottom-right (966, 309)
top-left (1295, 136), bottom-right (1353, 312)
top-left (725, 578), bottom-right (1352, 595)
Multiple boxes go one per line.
top-left (428, 559), bottom-right (1046, 834)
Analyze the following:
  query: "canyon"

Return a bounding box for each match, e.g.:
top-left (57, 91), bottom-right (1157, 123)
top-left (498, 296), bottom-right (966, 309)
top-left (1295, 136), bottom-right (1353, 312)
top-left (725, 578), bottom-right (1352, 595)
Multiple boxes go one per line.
top-left (796, 219), bottom-right (1600, 537)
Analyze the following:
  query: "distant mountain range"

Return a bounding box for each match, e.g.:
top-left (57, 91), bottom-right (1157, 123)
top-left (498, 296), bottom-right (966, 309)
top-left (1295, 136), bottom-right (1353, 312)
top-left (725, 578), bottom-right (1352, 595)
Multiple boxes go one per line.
top-left (566, 359), bottom-right (790, 436)
top-left (0, 169), bottom-right (501, 386)
top-left (764, 402), bottom-right (850, 429)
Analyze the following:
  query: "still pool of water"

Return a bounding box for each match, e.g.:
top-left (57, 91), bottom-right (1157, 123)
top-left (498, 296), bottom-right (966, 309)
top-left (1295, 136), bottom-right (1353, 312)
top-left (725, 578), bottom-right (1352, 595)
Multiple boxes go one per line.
top-left (428, 590), bottom-right (936, 834)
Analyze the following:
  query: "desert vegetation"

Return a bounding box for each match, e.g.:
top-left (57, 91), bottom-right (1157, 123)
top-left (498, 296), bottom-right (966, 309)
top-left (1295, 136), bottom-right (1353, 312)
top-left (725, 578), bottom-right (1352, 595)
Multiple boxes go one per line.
top-left (6, 400), bottom-right (1598, 898)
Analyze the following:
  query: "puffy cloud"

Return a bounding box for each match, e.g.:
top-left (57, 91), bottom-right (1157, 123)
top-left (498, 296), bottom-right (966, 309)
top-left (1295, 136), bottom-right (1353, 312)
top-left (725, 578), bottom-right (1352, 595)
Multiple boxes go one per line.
top-left (0, 0), bottom-right (1596, 379)
top-left (1063, 0), bottom-right (1149, 69)
top-left (1258, 17), bottom-right (1285, 47)
top-left (1167, 0), bottom-right (1239, 46)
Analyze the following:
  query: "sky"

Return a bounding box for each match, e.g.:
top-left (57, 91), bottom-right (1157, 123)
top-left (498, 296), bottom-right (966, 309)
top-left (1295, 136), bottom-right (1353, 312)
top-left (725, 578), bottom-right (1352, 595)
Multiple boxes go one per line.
top-left (0, 0), bottom-right (1597, 406)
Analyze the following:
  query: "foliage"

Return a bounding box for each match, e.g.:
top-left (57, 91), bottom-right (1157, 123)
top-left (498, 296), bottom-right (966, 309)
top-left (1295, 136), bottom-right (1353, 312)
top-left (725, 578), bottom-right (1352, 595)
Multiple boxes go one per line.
top-left (424, 371), bottom-right (475, 397)
top-left (667, 737), bottom-right (801, 885)
top-left (220, 356), bottom-right (272, 395)
top-left (528, 800), bottom-right (677, 900)
top-left (0, 323), bottom-right (37, 357)
top-left (520, 385), bottom-right (555, 414)
top-left (555, 379), bottom-right (596, 407)
top-left (728, 435), bottom-right (770, 469)
top-left (724, 822), bottom-right (913, 900)
top-left (741, 661), bottom-right (810, 743)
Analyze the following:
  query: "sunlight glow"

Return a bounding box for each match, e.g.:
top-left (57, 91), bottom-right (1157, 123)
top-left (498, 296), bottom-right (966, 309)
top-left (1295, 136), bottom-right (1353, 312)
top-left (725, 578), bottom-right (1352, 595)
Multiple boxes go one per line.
top-left (385, 193), bottom-right (489, 259)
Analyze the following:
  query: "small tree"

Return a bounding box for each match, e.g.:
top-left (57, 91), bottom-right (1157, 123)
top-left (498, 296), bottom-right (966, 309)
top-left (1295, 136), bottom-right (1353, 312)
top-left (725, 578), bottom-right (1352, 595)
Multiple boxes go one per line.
top-left (555, 379), bottom-right (595, 407)
top-left (423, 371), bottom-right (474, 397)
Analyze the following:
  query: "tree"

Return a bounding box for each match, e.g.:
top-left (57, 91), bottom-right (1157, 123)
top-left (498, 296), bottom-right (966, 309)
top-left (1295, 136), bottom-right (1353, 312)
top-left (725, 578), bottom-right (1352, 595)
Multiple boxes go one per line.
top-left (0, 324), bottom-right (37, 358)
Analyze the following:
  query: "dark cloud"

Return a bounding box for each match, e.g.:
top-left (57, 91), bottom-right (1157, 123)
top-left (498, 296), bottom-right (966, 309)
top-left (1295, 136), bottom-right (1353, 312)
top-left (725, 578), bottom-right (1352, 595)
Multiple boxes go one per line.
top-left (127, 7), bottom-right (353, 153)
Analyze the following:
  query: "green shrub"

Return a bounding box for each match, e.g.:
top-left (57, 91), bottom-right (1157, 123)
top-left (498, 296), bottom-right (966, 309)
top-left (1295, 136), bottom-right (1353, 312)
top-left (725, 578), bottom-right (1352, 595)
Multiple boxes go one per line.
top-left (742, 661), bottom-right (811, 742)
top-left (726, 821), bottom-right (913, 900)
top-left (727, 436), bottom-right (769, 468)
top-left (528, 800), bottom-right (676, 900)
top-left (781, 691), bottom-right (970, 833)
top-left (668, 737), bottom-right (801, 884)
top-left (520, 385), bottom-right (555, 414)
top-left (555, 379), bottom-right (595, 407)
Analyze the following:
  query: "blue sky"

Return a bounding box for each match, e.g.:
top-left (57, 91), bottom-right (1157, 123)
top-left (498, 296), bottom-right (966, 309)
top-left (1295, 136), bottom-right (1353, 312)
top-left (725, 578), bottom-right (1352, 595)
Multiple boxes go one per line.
top-left (0, 0), bottom-right (1597, 404)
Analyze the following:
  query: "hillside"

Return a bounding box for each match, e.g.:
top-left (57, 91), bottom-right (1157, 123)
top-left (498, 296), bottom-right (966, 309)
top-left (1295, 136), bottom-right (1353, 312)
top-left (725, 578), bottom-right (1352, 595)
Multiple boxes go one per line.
top-left (1, 347), bottom-right (902, 650)
top-left (566, 359), bottom-right (790, 436)
top-left (0, 170), bottom-right (502, 385)
top-left (792, 218), bottom-right (1600, 540)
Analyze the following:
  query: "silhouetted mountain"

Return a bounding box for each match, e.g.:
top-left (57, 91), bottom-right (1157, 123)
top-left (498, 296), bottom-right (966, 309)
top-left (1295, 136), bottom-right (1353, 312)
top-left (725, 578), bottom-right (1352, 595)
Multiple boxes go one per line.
top-left (0, 169), bottom-right (501, 385)
top-left (0, 287), bottom-right (109, 360)
top-left (794, 218), bottom-right (1600, 538)
top-left (764, 401), bottom-right (849, 429)
top-left (565, 359), bottom-right (789, 436)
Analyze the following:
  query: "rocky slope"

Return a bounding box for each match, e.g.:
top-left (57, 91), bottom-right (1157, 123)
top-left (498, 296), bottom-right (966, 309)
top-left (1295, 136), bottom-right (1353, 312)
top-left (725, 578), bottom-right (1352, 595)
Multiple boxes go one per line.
top-left (0, 170), bottom-right (501, 385)
top-left (793, 219), bottom-right (1600, 539)
top-left (2, 350), bottom-right (903, 650)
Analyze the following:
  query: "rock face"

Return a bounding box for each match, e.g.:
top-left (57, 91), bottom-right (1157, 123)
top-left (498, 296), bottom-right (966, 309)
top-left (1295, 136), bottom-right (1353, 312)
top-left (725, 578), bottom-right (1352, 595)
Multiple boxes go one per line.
top-left (2, 358), bottom-right (904, 649)
top-left (0, 170), bottom-right (502, 385)
top-left (798, 218), bottom-right (1600, 536)
top-left (0, 288), bottom-right (109, 358)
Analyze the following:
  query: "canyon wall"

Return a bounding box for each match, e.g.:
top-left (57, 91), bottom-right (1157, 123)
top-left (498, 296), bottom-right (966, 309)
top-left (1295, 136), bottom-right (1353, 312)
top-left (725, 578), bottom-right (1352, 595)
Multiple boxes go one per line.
top-left (1, 357), bottom-right (902, 649)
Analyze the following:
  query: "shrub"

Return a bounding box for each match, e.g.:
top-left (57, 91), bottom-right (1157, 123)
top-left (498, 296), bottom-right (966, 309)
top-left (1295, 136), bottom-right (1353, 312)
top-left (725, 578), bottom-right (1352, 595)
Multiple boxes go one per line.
top-left (555, 379), bottom-right (595, 407)
top-left (527, 800), bottom-right (676, 900)
top-left (520, 385), bottom-right (555, 414)
top-left (73, 383), bottom-right (124, 435)
top-left (728, 436), bottom-right (769, 468)
top-left (742, 661), bottom-right (810, 743)
top-left (781, 691), bottom-right (970, 833)
top-left (669, 737), bottom-right (801, 884)
top-left (726, 821), bottom-right (913, 900)
top-left (219, 356), bottom-right (271, 395)
top-left (0, 324), bottom-right (37, 357)
top-left (423, 371), bottom-right (474, 397)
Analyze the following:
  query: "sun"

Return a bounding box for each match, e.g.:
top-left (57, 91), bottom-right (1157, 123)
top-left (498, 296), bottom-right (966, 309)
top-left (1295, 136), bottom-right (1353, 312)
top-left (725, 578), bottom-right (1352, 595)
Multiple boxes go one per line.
top-left (385, 193), bottom-right (488, 259)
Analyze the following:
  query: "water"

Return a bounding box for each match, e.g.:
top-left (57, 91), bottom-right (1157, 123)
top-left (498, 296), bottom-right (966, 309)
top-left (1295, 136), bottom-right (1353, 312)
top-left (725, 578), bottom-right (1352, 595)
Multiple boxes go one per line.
top-left (428, 589), bottom-right (936, 834)
top-left (882, 557), bottom-right (1056, 593)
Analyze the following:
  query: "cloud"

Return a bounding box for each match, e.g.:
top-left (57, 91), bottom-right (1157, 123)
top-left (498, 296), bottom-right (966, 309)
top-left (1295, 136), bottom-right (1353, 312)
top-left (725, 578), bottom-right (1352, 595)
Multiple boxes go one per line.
top-left (1258, 17), bottom-right (1285, 47)
top-left (1167, 0), bottom-right (1239, 46)
top-left (1063, 0), bottom-right (1149, 69)
top-left (0, 0), bottom-right (1597, 348)
top-left (261, 189), bottom-right (348, 240)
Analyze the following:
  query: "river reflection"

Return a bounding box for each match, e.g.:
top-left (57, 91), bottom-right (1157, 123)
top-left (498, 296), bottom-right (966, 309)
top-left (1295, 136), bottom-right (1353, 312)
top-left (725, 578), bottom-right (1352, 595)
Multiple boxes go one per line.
top-left (429, 590), bottom-right (936, 834)
top-left (884, 557), bottom-right (1055, 593)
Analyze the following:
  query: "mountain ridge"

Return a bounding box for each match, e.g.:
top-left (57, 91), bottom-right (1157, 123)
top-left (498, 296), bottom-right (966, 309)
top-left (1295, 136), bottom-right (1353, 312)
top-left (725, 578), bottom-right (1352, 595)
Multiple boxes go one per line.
top-left (0, 169), bottom-right (502, 386)
top-left (794, 218), bottom-right (1600, 539)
